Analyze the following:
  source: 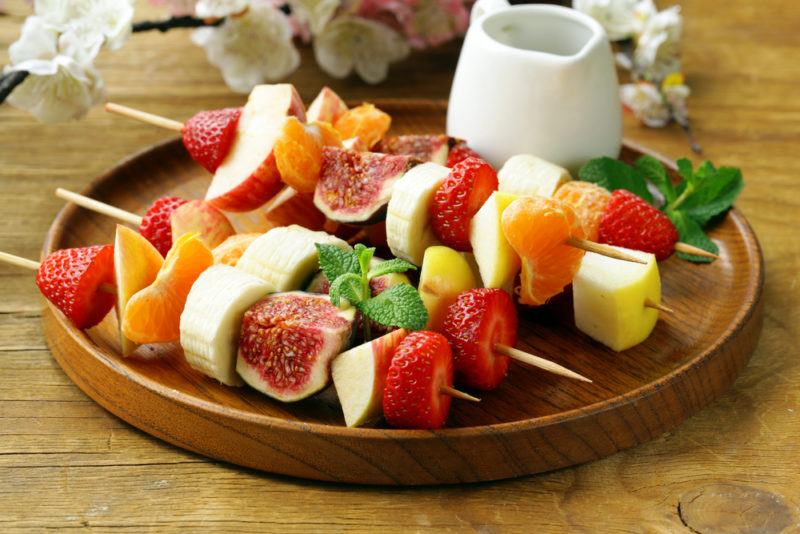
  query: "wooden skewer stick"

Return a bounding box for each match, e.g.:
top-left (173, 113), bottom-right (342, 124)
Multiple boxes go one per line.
top-left (56, 188), bottom-right (143, 226)
top-left (566, 236), bottom-right (647, 265)
top-left (644, 298), bottom-right (674, 314)
top-left (0, 251), bottom-right (115, 294)
top-left (440, 385), bottom-right (481, 402)
top-left (674, 242), bottom-right (719, 259)
top-left (495, 344), bottom-right (593, 383)
top-left (105, 102), bottom-right (184, 132)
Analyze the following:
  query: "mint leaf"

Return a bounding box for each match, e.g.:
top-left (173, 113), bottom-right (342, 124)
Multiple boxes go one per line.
top-left (316, 243), bottom-right (359, 285)
top-left (368, 258), bottom-right (417, 278)
top-left (680, 166), bottom-right (743, 225)
top-left (635, 155), bottom-right (675, 204)
top-left (667, 211), bottom-right (719, 264)
top-left (579, 157), bottom-right (653, 204)
top-left (358, 283), bottom-right (428, 330)
top-left (676, 158), bottom-right (694, 185)
top-left (354, 244), bottom-right (375, 279)
top-left (328, 272), bottom-right (367, 307)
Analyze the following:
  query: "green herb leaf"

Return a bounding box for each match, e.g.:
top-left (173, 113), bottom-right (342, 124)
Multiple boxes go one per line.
top-left (676, 158), bottom-right (694, 185)
top-left (328, 272), bottom-right (367, 307)
top-left (357, 283), bottom-right (428, 330)
top-left (316, 243), bottom-right (360, 285)
top-left (579, 157), bottom-right (654, 204)
top-left (635, 155), bottom-right (675, 204)
top-left (680, 166), bottom-right (744, 225)
top-left (368, 258), bottom-right (417, 278)
top-left (354, 243), bottom-right (375, 279)
top-left (666, 211), bottom-right (719, 264)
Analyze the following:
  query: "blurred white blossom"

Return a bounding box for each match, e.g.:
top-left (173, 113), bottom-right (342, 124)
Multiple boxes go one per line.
top-left (195, 0), bottom-right (249, 18)
top-left (36, 0), bottom-right (135, 54)
top-left (192, 2), bottom-right (300, 93)
top-left (634, 3), bottom-right (681, 77)
top-left (573, 0), bottom-right (642, 40)
top-left (287, 0), bottom-right (340, 36)
top-left (148, 0), bottom-right (199, 16)
top-left (314, 16), bottom-right (409, 84)
top-left (620, 82), bottom-right (669, 127)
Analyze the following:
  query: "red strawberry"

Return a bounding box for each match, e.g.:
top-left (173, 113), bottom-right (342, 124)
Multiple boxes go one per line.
top-left (430, 157), bottom-right (498, 251)
top-left (442, 288), bottom-right (517, 391)
top-left (446, 143), bottom-right (481, 168)
top-left (182, 107), bottom-right (242, 173)
top-left (139, 196), bottom-right (188, 257)
top-left (36, 245), bottom-right (115, 329)
top-left (598, 189), bottom-right (679, 261)
top-left (383, 331), bottom-right (454, 429)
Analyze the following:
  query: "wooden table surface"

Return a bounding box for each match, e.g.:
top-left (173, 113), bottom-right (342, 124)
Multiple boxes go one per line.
top-left (1, 0), bottom-right (798, 531)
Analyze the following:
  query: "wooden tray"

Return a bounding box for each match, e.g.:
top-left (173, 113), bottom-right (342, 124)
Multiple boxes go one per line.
top-left (41, 100), bottom-right (764, 485)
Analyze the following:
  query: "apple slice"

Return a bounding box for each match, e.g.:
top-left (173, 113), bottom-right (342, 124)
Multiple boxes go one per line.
top-left (306, 86), bottom-right (348, 124)
top-left (418, 246), bottom-right (478, 331)
top-left (469, 191), bottom-right (521, 291)
top-left (205, 84), bottom-right (306, 212)
top-left (170, 200), bottom-right (236, 249)
top-left (331, 328), bottom-right (409, 427)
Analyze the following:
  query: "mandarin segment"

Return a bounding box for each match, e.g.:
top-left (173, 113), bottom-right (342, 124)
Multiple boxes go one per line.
top-left (333, 103), bottom-right (391, 150)
top-left (274, 116), bottom-right (324, 194)
top-left (212, 233), bottom-right (261, 266)
top-left (554, 181), bottom-right (611, 241)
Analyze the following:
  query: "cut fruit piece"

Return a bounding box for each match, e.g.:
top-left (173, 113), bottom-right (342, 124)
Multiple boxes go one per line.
top-left (554, 181), bottom-right (611, 241)
top-left (313, 147), bottom-right (417, 225)
top-left (573, 247), bottom-right (660, 351)
top-left (236, 292), bottom-right (356, 402)
top-left (446, 142), bottom-right (481, 167)
top-left (469, 191), bottom-right (521, 291)
top-left (236, 225), bottom-right (349, 291)
top-left (374, 134), bottom-right (452, 165)
top-left (306, 86), bottom-right (348, 124)
top-left (139, 196), bottom-right (188, 257)
top-left (385, 162), bottom-right (450, 265)
top-left (333, 103), bottom-right (391, 150)
top-left (114, 225), bottom-right (164, 356)
top-left (182, 107), bottom-right (242, 173)
top-left (419, 246), bottom-right (478, 332)
top-left (212, 233), bottom-right (261, 266)
top-left (498, 154), bottom-right (572, 198)
top-left (274, 116), bottom-right (325, 194)
top-left (205, 84), bottom-right (306, 212)
top-left (501, 196), bottom-right (586, 306)
top-left (180, 264), bottom-right (271, 386)
top-left (262, 186), bottom-right (327, 231)
top-left (170, 200), bottom-right (236, 250)
top-left (331, 328), bottom-right (409, 427)
top-left (122, 233), bottom-right (214, 344)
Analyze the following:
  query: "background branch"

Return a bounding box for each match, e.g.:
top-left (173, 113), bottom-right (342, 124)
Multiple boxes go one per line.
top-left (0, 70), bottom-right (28, 103)
top-left (132, 15), bottom-right (223, 33)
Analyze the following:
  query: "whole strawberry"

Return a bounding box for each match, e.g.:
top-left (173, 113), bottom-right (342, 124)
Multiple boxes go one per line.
top-left (182, 107), bottom-right (242, 173)
top-left (383, 331), bottom-right (454, 430)
top-left (442, 288), bottom-right (517, 391)
top-left (430, 157), bottom-right (498, 251)
top-left (446, 143), bottom-right (481, 168)
top-left (599, 189), bottom-right (679, 261)
top-left (36, 245), bottom-right (116, 329)
top-left (139, 196), bottom-right (188, 257)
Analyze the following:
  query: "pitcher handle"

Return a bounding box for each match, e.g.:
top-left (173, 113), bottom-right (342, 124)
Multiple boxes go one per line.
top-left (470, 0), bottom-right (510, 23)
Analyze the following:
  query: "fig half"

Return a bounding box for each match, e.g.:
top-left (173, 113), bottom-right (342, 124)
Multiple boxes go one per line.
top-left (373, 134), bottom-right (455, 165)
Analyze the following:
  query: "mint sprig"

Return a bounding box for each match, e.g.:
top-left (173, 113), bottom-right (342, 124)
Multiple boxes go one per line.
top-left (578, 155), bottom-right (744, 263)
top-left (315, 243), bottom-right (427, 339)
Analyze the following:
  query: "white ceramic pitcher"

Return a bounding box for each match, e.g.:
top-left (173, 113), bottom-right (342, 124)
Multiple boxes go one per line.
top-left (446, 0), bottom-right (622, 173)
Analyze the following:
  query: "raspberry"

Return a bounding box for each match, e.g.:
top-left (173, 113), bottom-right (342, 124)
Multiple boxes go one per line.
top-left (598, 189), bottom-right (679, 261)
top-left (430, 157), bottom-right (498, 251)
top-left (442, 288), bottom-right (517, 391)
top-left (446, 143), bottom-right (481, 168)
top-left (36, 245), bottom-right (115, 329)
top-left (382, 331), bottom-right (454, 429)
top-left (182, 107), bottom-right (242, 173)
top-left (138, 196), bottom-right (188, 257)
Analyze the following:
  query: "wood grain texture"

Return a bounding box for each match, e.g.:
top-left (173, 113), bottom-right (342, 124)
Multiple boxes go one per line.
top-left (1, 0), bottom-right (798, 529)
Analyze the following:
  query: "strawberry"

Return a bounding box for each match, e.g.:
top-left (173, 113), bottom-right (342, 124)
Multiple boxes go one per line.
top-left (36, 245), bottom-right (116, 329)
top-left (442, 288), bottom-right (517, 391)
top-left (430, 157), bottom-right (498, 251)
top-left (598, 189), bottom-right (679, 261)
top-left (446, 143), bottom-right (481, 168)
top-left (383, 331), bottom-right (454, 429)
top-left (139, 196), bottom-right (188, 257)
top-left (182, 107), bottom-right (242, 173)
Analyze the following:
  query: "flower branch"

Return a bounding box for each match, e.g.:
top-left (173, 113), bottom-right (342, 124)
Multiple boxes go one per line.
top-left (132, 15), bottom-right (224, 33)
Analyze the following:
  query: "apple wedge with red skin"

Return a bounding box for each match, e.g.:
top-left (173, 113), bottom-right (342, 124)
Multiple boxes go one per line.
top-left (170, 200), bottom-right (236, 249)
top-left (205, 84), bottom-right (306, 212)
top-left (332, 328), bottom-right (409, 427)
top-left (306, 86), bottom-right (348, 124)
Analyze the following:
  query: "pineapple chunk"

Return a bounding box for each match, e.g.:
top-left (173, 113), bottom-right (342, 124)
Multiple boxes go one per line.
top-left (469, 191), bottom-right (520, 291)
top-left (419, 246), bottom-right (477, 331)
top-left (573, 247), bottom-right (660, 351)
top-left (498, 154), bottom-right (571, 198)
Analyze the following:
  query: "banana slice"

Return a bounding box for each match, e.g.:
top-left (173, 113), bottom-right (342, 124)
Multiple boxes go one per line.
top-left (236, 224), bottom-right (349, 291)
top-left (385, 162), bottom-right (450, 265)
top-left (180, 264), bottom-right (271, 386)
top-left (498, 154), bottom-right (571, 198)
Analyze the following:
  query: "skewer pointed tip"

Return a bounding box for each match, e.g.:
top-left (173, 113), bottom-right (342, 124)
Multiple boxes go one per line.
top-left (674, 242), bottom-right (719, 260)
top-left (440, 385), bottom-right (481, 402)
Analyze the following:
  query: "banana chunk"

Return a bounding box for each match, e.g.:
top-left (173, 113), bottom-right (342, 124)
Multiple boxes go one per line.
top-left (498, 154), bottom-right (571, 198)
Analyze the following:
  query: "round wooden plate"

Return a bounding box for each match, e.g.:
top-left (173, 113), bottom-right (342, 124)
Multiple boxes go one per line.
top-left (41, 100), bottom-right (764, 485)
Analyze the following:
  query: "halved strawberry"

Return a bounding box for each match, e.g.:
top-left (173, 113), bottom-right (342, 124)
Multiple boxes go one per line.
top-left (442, 288), bottom-right (517, 391)
top-left (382, 331), bottom-right (454, 429)
top-left (430, 157), bottom-right (498, 251)
top-left (36, 245), bottom-right (116, 329)
top-left (138, 196), bottom-right (188, 257)
top-left (182, 107), bottom-right (242, 173)
top-left (446, 143), bottom-right (481, 168)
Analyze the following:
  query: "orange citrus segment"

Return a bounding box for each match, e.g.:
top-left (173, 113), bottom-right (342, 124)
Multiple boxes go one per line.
top-left (122, 232), bottom-right (213, 344)
top-left (553, 181), bottom-right (611, 241)
top-left (274, 116), bottom-right (324, 194)
top-left (501, 196), bottom-right (586, 306)
top-left (333, 103), bottom-right (391, 150)
top-left (212, 232), bottom-right (261, 266)
top-left (313, 121), bottom-right (343, 147)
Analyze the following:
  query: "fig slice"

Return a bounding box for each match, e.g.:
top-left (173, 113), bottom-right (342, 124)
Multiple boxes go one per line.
top-left (236, 292), bottom-right (355, 402)
top-left (313, 147), bottom-right (418, 225)
top-left (374, 135), bottom-right (455, 166)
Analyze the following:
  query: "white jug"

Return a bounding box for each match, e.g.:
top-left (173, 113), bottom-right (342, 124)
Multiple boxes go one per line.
top-left (446, 0), bottom-right (622, 173)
